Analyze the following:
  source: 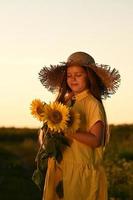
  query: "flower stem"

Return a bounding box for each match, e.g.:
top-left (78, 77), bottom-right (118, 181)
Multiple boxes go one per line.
top-left (35, 127), bottom-right (49, 167)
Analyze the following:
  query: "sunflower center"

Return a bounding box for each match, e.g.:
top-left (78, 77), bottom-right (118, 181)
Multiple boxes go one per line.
top-left (49, 110), bottom-right (62, 124)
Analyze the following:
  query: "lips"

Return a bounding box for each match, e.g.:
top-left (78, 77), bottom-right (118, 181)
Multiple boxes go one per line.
top-left (71, 84), bottom-right (78, 87)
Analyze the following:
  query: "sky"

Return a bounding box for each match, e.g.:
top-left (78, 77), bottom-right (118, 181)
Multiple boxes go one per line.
top-left (0, 0), bottom-right (133, 128)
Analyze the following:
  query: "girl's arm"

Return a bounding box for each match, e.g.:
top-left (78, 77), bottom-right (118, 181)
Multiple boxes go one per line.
top-left (70, 121), bottom-right (104, 148)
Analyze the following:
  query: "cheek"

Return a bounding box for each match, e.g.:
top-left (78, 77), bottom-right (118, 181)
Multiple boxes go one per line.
top-left (80, 76), bottom-right (88, 84)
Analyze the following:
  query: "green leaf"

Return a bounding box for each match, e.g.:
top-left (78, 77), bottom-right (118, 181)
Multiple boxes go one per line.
top-left (45, 137), bottom-right (57, 155)
top-left (39, 157), bottom-right (48, 172)
top-left (32, 168), bottom-right (44, 192)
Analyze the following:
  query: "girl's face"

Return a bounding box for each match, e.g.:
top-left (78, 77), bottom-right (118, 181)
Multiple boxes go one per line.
top-left (67, 65), bottom-right (88, 94)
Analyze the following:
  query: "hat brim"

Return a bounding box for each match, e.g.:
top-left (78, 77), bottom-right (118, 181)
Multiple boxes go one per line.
top-left (39, 62), bottom-right (121, 98)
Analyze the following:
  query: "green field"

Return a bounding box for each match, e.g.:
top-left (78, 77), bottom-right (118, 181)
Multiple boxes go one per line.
top-left (0, 125), bottom-right (133, 200)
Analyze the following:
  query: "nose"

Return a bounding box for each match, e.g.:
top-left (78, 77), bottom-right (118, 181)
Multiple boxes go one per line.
top-left (71, 76), bottom-right (76, 81)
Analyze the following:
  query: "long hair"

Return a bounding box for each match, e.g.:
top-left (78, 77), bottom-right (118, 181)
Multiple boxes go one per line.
top-left (55, 69), bottom-right (68, 103)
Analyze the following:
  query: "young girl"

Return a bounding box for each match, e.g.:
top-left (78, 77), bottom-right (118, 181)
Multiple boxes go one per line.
top-left (38, 52), bottom-right (120, 200)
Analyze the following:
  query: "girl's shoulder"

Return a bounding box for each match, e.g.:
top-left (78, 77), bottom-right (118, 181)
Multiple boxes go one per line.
top-left (84, 93), bottom-right (101, 108)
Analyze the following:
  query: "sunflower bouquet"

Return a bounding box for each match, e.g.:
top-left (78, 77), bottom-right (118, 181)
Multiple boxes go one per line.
top-left (30, 99), bottom-right (80, 196)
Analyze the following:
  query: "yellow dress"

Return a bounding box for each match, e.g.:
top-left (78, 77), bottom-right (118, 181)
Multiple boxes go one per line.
top-left (43, 90), bottom-right (108, 200)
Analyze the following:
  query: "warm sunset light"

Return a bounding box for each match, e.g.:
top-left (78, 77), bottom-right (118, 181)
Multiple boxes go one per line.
top-left (0, 0), bottom-right (133, 128)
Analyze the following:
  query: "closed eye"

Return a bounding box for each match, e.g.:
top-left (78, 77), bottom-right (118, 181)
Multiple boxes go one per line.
top-left (67, 73), bottom-right (83, 78)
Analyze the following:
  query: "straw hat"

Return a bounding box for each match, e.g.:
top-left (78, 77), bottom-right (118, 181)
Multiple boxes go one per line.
top-left (39, 52), bottom-right (120, 98)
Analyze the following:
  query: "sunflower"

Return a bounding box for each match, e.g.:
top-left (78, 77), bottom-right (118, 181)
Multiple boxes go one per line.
top-left (65, 108), bottom-right (80, 134)
top-left (30, 99), bottom-right (45, 121)
top-left (43, 101), bottom-right (69, 133)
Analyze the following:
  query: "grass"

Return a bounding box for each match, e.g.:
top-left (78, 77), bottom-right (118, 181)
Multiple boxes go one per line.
top-left (0, 125), bottom-right (133, 200)
top-left (104, 124), bottom-right (133, 200)
top-left (0, 128), bottom-right (41, 200)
